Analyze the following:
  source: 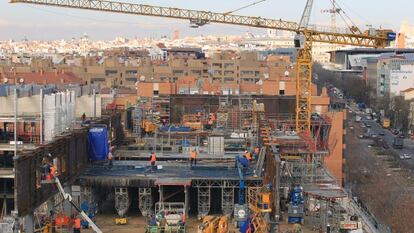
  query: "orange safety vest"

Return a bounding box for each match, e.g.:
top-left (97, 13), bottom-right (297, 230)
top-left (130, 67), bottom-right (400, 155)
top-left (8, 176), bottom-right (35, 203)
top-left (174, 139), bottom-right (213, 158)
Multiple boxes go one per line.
top-left (74, 218), bottom-right (81, 229)
top-left (245, 152), bottom-right (252, 160)
top-left (50, 165), bottom-right (56, 177)
top-left (150, 153), bottom-right (156, 163)
top-left (182, 212), bottom-right (186, 222)
top-left (211, 114), bottom-right (216, 121)
top-left (190, 151), bottom-right (197, 159)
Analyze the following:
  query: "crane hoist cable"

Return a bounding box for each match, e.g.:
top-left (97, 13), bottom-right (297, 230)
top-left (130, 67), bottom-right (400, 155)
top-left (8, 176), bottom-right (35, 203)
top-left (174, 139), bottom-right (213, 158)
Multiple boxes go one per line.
top-left (223, 0), bottom-right (267, 15)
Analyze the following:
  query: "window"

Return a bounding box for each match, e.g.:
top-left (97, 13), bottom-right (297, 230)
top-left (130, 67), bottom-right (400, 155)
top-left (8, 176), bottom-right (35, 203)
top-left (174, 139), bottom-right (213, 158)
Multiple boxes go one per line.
top-left (279, 90), bottom-right (285, 95)
top-left (126, 70), bottom-right (138, 75)
top-left (105, 70), bottom-right (117, 75)
top-left (154, 90), bottom-right (159, 96)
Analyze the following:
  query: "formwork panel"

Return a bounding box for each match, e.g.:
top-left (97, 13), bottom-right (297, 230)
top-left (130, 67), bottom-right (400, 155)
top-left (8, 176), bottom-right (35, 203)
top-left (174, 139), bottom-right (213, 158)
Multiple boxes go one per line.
top-left (15, 128), bottom-right (89, 217)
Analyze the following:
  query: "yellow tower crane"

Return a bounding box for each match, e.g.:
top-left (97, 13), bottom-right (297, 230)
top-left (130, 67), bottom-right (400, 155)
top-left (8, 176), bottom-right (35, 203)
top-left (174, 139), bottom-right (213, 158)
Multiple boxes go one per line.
top-left (9, 0), bottom-right (396, 132)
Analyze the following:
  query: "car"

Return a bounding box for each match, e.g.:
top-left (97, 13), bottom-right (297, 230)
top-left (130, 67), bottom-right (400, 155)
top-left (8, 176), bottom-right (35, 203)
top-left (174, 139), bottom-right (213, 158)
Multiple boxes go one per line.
top-left (400, 154), bottom-right (405, 159)
top-left (382, 143), bottom-right (390, 149)
top-left (399, 135), bottom-right (405, 139)
top-left (360, 123), bottom-right (366, 128)
top-left (366, 124), bottom-right (372, 128)
top-left (403, 153), bottom-right (412, 159)
top-left (371, 134), bottom-right (378, 138)
top-left (379, 132), bottom-right (385, 136)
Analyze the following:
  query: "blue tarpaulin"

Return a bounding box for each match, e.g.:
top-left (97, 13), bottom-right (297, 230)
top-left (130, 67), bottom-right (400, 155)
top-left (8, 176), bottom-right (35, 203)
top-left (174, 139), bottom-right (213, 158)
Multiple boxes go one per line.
top-left (88, 126), bottom-right (109, 161)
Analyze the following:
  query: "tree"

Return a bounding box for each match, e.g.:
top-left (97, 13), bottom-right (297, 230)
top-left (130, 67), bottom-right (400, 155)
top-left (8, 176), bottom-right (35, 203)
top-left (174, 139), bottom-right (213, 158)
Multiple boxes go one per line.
top-left (390, 96), bottom-right (410, 134)
top-left (312, 63), bottom-right (370, 104)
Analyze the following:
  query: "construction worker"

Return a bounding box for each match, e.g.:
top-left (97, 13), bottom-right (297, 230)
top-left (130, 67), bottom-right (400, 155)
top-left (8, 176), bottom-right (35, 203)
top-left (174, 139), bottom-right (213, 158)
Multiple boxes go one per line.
top-left (244, 150), bottom-right (252, 161)
top-left (108, 143), bottom-right (114, 168)
top-left (108, 151), bottom-right (113, 168)
top-left (43, 162), bottom-right (51, 181)
top-left (73, 215), bottom-right (81, 233)
top-left (254, 147), bottom-right (260, 156)
top-left (149, 151), bottom-right (157, 171)
top-left (253, 146), bottom-right (260, 161)
top-left (81, 113), bottom-right (86, 123)
top-left (49, 163), bottom-right (56, 180)
top-left (190, 149), bottom-right (197, 167)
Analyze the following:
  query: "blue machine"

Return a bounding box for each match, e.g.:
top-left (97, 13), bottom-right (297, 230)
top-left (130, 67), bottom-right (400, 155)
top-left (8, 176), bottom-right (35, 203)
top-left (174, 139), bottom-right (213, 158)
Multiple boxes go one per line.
top-left (88, 126), bottom-right (109, 161)
top-left (288, 185), bottom-right (304, 224)
top-left (234, 156), bottom-right (249, 230)
top-left (80, 201), bottom-right (97, 229)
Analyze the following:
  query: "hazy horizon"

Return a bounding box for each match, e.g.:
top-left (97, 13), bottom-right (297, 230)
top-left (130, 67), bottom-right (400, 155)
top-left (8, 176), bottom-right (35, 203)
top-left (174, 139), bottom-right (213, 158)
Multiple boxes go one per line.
top-left (0, 0), bottom-right (412, 40)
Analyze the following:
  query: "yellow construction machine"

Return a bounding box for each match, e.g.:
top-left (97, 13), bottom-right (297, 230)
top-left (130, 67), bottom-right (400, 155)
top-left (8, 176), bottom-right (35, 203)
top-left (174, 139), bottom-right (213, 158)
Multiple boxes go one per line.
top-left (199, 215), bottom-right (229, 233)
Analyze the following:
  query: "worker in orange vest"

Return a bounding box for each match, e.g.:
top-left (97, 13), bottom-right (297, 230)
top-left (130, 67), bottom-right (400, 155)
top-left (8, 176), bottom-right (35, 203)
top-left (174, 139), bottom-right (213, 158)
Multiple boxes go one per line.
top-left (49, 164), bottom-right (56, 180)
top-left (73, 215), bottom-right (81, 233)
top-left (245, 150), bottom-right (252, 161)
top-left (190, 149), bottom-right (197, 167)
top-left (149, 151), bottom-right (157, 171)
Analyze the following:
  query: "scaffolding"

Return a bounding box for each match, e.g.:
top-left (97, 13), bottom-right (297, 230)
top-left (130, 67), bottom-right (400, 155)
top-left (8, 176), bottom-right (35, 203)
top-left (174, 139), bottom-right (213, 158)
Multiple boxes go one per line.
top-left (114, 187), bottom-right (130, 217)
top-left (221, 188), bottom-right (234, 216)
top-left (132, 107), bottom-right (142, 137)
top-left (197, 187), bottom-right (210, 219)
top-left (139, 188), bottom-right (153, 217)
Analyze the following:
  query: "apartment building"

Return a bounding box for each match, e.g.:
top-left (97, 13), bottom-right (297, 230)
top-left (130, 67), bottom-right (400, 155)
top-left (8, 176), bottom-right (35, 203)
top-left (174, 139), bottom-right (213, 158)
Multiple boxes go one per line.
top-left (376, 56), bottom-right (414, 97)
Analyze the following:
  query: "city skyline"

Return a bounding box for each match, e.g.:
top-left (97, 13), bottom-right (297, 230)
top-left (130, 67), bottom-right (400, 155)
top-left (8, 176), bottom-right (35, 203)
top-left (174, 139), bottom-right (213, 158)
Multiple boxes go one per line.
top-left (0, 0), bottom-right (412, 40)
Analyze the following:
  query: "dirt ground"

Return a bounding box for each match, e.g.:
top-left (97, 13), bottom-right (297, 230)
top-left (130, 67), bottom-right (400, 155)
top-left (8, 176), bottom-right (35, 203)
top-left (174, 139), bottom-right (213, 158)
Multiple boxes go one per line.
top-left (81, 214), bottom-right (319, 233)
top-left (83, 215), bottom-right (236, 233)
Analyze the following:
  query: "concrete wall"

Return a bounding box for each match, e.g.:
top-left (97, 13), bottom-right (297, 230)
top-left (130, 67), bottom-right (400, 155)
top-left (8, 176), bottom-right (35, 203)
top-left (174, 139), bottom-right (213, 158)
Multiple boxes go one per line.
top-left (324, 111), bottom-right (345, 186)
top-left (75, 94), bottom-right (102, 118)
top-left (44, 91), bottom-right (76, 142)
top-left (0, 95), bottom-right (41, 116)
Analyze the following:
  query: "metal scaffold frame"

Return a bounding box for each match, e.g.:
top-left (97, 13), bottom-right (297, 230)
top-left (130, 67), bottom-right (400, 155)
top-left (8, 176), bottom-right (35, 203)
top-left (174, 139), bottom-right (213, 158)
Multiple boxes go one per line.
top-left (138, 188), bottom-right (152, 217)
top-left (132, 107), bottom-right (142, 137)
top-left (114, 187), bottom-right (130, 217)
top-left (221, 188), bottom-right (234, 216)
top-left (304, 196), bottom-right (345, 232)
top-left (193, 179), bottom-right (262, 188)
top-left (280, 153), bottom-right (326, 187)
top-left (197, 187), bottom-right (210, 219)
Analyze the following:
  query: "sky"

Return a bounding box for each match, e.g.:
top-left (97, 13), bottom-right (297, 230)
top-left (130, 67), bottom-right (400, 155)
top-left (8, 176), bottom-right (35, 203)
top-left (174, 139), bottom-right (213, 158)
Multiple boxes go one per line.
top-left (0, 0), bottom-right (413, 41)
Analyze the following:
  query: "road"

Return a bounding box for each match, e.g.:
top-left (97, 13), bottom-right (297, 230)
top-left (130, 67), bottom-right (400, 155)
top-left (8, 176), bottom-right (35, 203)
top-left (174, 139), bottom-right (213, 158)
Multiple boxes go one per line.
top-left (347, 105), bottom-right (414, 169)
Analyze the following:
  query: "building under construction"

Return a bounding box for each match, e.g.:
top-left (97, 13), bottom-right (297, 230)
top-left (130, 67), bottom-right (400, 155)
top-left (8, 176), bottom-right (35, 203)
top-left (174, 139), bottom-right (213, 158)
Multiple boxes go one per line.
top-left (0, 82), bottom-right (355, 233)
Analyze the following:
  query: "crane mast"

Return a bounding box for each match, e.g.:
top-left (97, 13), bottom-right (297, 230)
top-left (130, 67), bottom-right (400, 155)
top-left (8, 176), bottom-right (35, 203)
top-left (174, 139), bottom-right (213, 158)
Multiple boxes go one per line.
top-left (10, 0), bottom-right (396, 132)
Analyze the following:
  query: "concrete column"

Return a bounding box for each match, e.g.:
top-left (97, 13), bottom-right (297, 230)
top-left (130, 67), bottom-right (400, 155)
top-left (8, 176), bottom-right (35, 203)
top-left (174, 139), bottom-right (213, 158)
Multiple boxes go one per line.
top-left (184, 186), bottom-right (189, 217)
top-left (40, 88), bottom-right (43, 144)
top-left (93, 88), bottom-right (96, 118)
top-left (159, 185), bottom-right (163, 203)
top-left (24, 213), bottom-right (34, 233)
